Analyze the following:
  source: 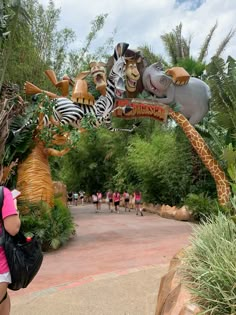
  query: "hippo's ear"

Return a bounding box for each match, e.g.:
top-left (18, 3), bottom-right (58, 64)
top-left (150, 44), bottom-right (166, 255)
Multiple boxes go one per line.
top-left (160, 74), bottom-right (172, 89)
top-left (153, 62), bottom-right (164, 71)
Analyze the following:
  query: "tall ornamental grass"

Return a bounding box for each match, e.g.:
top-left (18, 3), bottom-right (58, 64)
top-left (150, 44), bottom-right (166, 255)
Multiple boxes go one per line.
top-left (181, 214), bottom-right (236, 314)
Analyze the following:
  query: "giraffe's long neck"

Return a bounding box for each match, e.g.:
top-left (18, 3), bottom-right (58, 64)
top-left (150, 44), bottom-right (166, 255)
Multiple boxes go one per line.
top-left (168, 108), bottom-right (231, 205)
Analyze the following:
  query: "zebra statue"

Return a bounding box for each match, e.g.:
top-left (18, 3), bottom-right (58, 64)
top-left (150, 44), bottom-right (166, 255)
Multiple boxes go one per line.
top-left (51, 42), bottom-right (137, 132)
top-left (16, 43), bottom-right (138, 134)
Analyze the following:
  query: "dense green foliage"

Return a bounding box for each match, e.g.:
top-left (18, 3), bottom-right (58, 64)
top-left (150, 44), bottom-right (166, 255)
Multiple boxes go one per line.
top-left (115, 128), bottom-right (192, 205)
top-left (222, 144), bottom-right (236, 214)
top-left (181, 214), bottom-right (236, 314)
top-left (206, 56), bottom-right (236, 147)
top-left (184, 193), bottom-right (230, 221)
top-left (20, 198), bottom-right (75, 251)
top-left (58, 121), bottom-right (217, 206)
top-left (58, 129), bottom-right (116, 194)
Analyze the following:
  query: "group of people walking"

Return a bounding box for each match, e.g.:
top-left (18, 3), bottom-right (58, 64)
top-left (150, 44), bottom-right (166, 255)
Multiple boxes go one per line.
top-left (68, 189), bottom-right (144, 216)
top-left (67, 191), bottom-right (85, 206)
top-left (93, 189), bottom-right (144, 216)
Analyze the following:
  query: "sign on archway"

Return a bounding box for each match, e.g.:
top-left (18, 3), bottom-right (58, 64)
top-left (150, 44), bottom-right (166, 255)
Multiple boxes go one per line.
top-left (114, 98), bottom-right (169, 122)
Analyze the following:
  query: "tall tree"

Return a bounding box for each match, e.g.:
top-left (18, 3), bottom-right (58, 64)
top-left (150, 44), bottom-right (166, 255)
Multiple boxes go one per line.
top-left (65, 14), bottom-right (114, 77)
top-left (0, 0), bottom-right (30, 91)
top-left (27, 0), bottom-right (75, 77)
top-left (161, 22), bottom-right (191, 65)
top-left (198, 22), bottom-right (218, 63)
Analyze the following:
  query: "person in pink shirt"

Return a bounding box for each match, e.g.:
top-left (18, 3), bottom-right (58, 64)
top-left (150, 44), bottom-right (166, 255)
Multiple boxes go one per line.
top-left (0, 166), bottom-right (21, 315)
top-left (134, 190), bottom-right (143, 216)
top-left (113, 190), bottom-right (121, 213)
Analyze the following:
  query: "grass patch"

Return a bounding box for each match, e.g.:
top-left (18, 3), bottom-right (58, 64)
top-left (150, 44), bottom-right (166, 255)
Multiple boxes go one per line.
top-left (181, 214), bottom-right (236, 314)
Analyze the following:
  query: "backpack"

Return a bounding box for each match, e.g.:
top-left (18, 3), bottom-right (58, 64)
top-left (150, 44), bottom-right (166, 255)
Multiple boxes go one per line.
top-left (0, 187), bottom-right (43, 291)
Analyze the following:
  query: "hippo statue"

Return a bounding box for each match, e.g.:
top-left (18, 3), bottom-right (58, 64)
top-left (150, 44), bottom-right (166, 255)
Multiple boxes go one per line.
top-left (142, 63), bottom-right (211, 125)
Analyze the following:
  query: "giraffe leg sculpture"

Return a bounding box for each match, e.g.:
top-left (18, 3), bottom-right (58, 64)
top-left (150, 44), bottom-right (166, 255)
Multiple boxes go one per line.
top-left (168, 108), bottom-right (230, 205)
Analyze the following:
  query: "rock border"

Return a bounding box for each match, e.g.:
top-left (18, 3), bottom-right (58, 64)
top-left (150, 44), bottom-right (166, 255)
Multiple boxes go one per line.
top-left (155, 249), bottom-right (202, 315)
top-left (142, 203), bottom-right (194, 221)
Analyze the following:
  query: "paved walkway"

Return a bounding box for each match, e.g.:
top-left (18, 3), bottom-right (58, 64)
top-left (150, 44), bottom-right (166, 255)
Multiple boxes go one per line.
top-left (10, 203), bottom-right (194, 315)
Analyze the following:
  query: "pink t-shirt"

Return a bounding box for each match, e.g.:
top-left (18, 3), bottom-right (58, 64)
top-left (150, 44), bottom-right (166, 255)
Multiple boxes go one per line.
top-left (113, 193), bottom-right (120, 202)
top-left (0, 187), bottom-right (18, 273)
top-left (97, 193), bottom-right (102, 200)
top-left (134, 192), bottom-right (141, 201)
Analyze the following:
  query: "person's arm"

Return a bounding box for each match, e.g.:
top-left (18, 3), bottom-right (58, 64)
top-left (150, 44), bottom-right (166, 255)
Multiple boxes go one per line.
top-left (2, 188), bottom-right (21, 236)
top-left (4, 214), bottom-right (21, 236)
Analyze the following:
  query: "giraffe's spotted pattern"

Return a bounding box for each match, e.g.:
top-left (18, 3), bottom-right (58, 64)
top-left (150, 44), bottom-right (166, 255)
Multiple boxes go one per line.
top-left (168, 109), bottom-right (230, 205)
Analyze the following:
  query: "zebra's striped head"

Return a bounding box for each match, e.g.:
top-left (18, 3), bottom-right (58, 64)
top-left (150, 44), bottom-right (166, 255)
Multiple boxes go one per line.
top-left (108, 42), bottom-right (129, 99)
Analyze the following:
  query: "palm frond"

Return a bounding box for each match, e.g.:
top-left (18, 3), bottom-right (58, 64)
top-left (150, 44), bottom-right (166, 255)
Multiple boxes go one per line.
top-left (205, 56), bottom-right (236, 145)
top-left (3, 104), bottom-right (36, 165)
top-left (177, 57), bottom-right (205, 77)
top-left (161, 33), bottom-right (178, 64)
top-left (138, 44), bottom-right (167, 66)
top-left (198, 21), bottom-right (218, 62)
top-left (161, 23), bottom-right (191, 64)
top-left (214, 28), bottom-right (236, 58)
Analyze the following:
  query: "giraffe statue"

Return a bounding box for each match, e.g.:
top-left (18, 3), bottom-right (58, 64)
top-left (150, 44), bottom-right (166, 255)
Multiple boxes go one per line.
top-left (168, 108), bottom-right (230, 205)
top-left (113, 99), bottom-right (231, 205)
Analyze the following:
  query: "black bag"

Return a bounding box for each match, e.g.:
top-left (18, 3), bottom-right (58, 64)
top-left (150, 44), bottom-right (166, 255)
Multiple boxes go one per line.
top-left (0, 187), bottom-right (43, 291)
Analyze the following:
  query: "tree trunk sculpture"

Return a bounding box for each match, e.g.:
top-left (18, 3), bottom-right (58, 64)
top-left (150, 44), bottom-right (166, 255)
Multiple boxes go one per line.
top-left (17, 140), bottom-right (55, 207)
top-left (16, 112), bottom-right (70, 209)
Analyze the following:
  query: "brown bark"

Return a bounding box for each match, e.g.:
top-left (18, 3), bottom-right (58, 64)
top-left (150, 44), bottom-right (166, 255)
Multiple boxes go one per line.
top-left (17, 140), bottom-right (54, 208)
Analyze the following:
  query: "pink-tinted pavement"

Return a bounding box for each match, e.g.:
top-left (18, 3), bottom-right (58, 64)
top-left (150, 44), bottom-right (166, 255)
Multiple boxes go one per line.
top-left (11, 203), bottom-right (193, 301)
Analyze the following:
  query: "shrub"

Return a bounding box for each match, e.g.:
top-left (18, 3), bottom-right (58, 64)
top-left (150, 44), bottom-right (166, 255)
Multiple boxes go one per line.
top-left (184, 193), bottom-right (229, 221)
top-left (181, 214), bottom-right (236, 314)
top-left (122, 130), bottom-right (193, 205)
top-left (20, 198), bottom-right (76, 251)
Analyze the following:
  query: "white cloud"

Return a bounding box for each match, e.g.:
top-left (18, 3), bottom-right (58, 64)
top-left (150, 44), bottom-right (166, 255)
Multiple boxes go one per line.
top-left (38, 0), bottom-right (236, 62)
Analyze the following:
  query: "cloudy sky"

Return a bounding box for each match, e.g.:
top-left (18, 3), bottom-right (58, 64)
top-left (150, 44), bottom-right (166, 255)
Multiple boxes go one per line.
top-left (38, 0), bottom-right (236, 62)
